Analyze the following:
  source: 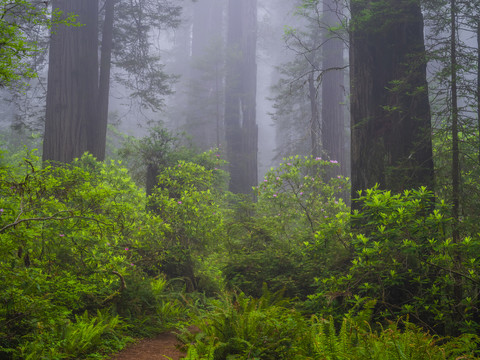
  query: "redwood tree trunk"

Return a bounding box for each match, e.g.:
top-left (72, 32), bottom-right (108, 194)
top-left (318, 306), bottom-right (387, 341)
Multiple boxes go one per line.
top-left (225, 0), bottom-right (258, 194)
top-left (350, 0), bottom-right (434, 203)
top-left (43, 0), bottom-right (99, 163)
top-left (186, 0), bottom-right (224, 151)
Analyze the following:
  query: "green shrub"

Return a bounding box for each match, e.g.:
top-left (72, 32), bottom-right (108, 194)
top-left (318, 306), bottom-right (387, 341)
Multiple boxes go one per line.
top-left (181, 290), bottom-right (479, 359)
top-left (0, 150), bottom-right (178, 357)
top-left (222, 156), bottom-right (350, 299)
top-left (308, 186), bottom-right (480, 336)
top-left (148, 157), bottom-right (228, 291)
top-left (181, 287), bottom-right (309, 360)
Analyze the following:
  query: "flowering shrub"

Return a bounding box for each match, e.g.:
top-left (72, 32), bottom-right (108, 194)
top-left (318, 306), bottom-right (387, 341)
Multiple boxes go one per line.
top-left (223, 156), bottom-right (351, 298)
top-left (256, 155), bottom-right (349, 246)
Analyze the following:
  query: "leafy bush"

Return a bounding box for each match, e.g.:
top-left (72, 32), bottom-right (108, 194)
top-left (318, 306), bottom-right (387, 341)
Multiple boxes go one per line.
top-left (223, 156), bottom-right (350, 298)
top-left (149, 156), bottom-right (228, 291)
top-left (256, 155), bottom-right (349, 246)
top-left (0, 150), bottom-right (183, 358)
top-left (308, 186), bottom-right (480, 335)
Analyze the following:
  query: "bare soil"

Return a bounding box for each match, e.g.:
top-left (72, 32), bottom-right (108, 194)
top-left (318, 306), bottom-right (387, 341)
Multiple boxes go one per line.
top-left (109, 331), bottom-right (186, 360)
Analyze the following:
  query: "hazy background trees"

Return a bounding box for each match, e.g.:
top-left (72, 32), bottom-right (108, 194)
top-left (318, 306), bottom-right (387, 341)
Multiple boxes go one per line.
top-left (1, 0), bottom-right (480, 207)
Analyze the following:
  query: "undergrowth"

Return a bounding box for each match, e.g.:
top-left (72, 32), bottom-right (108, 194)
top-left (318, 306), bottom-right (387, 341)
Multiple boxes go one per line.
top-left (179, 289), bottom-right (480, 360)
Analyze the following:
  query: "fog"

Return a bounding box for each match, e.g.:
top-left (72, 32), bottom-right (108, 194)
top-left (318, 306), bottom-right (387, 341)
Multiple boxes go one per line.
top-left (0, 0), bottom-right (440, 193)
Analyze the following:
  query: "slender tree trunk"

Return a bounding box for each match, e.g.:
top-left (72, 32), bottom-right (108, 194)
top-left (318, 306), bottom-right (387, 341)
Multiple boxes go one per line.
top-left (95, 0), bottom-right (116, 161)
top-left (225, 0), bottom-right (258, 195)
top-left (43, 0), bottom-right (99, 163)
top-left (450, 0), bottom-right (459, 241)
top-left (477, 20), bottom-right (480, 166)
top-left (216, 60), bottom-right (221, 149)
top-left (449, 0), bottom-right (463, 329)
top-left (350, 0), bottom-right (434, 206)
top-left (308, 73), bottom-right (320, 157)
top-left (321, 0), bottom-right (346, 175)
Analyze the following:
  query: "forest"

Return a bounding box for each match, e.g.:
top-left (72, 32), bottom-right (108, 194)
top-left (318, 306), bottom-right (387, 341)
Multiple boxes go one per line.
top-left (1, 0), bottom-right (480, 359)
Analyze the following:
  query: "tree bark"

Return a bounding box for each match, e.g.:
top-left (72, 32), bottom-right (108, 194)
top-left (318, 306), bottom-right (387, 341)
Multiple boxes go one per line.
top-left (95, 0), bottom-right (116, 161)
top-left (43, 0), bottom-right (99, 163)
top-left (350, 0), bottom-right (434, 204)
top-left (477, 21), bottom-right (480, 166)
top-left (186, 0), bottom-right (224, 151)
top-left (450, 0), bottom-right (459, 242)
top-left (225, 0), bottom-right (258, 195)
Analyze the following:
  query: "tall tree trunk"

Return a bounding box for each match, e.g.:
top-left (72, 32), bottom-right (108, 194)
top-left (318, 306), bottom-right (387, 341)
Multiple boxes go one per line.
top-left (477, 20), bottom-right (480, 166)
top-left (225, 0), bottom-right (258, 194)
top-left (43, 0), bottom-right (99, 163)
top-left (189, 0), bottom-right (224, 151)
top-left (450, 0), bottom-right (459, 241)
top-left (350, 0), bottom-right (434, 206)
top-left (95, 0), bottom-right (116, 161)
top-left (321, 0), bottom-right (346, 175)
top-left (308, 73), bottom-right (320, 157)
top-left (449, 0), bottom-right (463, 327)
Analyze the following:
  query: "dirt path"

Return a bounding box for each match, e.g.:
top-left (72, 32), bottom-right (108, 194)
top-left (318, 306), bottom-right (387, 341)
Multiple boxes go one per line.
top-left (110, 331), bottom-right (186, 360)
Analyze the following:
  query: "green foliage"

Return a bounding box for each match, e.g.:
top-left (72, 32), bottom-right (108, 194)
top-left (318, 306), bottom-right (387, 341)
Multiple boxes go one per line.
top-left (149, 154), bottom-right (228, 291)
top-left (0, 0), bottom-right (78, 85)
top-left (17, 310), bottom-right (127, 359)
top-left (309, 186), bottom-right (480, 335)
top-left (181, 290), bottom-right (478, 359)
top-left (115, 273), bottom-right (190, 337)
top-left (309, 314), bottom-right (479, 360)
top-left (117, 126), bottom-right (229, 190)
top-left (117, 126), bottom-right (184, 185)
top-left (223, 156), bottom-right (350, 298)
top-left (0, 149), bottom-right (186, 358)
top-left (2, 133), bottom-right (480, 358)
top-left (256, 156), bottom-right (349, 243)
top-left (181, 287), bottom-right (309, 360)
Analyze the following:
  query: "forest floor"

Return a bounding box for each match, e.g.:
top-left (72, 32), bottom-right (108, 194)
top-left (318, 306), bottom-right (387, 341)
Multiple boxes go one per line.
top-left (110, 331), bottom-right (186, 360)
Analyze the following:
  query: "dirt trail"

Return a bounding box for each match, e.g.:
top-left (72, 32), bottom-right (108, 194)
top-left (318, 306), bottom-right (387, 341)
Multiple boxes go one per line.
top-left (110, 331), bottom-right (186, 360)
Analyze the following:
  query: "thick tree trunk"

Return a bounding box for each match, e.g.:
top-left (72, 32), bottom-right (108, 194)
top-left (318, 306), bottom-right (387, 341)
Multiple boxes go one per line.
top-left (350, 0), bottom-right (434, 204)
top-left (225, 0), bottom-right (258, 194)
top-left (186, 0), bottom-right (224, 151)
top-left (43, 0), bottom-right (99, 163)
top-left (321, 0), bottom-right (346, 175)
